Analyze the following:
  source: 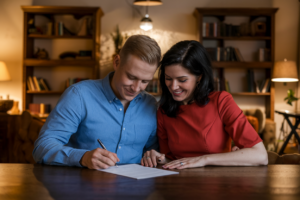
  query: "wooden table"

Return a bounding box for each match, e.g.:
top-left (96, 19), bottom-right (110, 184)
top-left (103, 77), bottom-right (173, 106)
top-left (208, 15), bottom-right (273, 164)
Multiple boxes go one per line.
top-left (0, 164), bottom-right (300, 200)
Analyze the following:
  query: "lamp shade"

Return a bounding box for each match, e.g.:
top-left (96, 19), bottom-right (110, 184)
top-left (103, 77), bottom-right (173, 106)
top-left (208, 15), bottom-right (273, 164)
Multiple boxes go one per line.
top-left (272, 59), bottom-right (298, 82)
top-left (133, 0), bottom-right (162, 6)
top-left (0, 61), bottom-right (11, 81)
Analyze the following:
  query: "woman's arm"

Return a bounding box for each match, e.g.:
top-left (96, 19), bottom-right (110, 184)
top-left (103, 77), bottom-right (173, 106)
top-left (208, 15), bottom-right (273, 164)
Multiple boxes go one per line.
top-left (162, 141), bottom-right (268, 169)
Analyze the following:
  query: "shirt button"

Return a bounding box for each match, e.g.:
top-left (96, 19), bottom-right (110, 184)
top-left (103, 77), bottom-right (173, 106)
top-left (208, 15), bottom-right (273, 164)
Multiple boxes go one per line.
top-left (123, 128), bottom-right (125, 130)
top-left (119, 146), bottom-right (121, 149)
top-left (115, 98), bottom-right (118, 100)
top-left (119, 108), bottom-right (122, 111)
top-left (109, 101), bottom-right (112, 103)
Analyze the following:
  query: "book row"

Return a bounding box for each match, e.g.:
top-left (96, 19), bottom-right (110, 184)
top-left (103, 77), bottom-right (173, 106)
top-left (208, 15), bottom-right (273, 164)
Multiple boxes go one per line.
top-left (27, 76), bottom-right (51, 91)
top-left (206, 47), bottom-right (244, 62)
top-left (203, 21), bottom-right (267, 37)
top-left (247, 70), bottom-right (271, 93)
top-left (213, 72), bottom-right (270, 94)
top-left (29, 103), bottom-right (51, 115)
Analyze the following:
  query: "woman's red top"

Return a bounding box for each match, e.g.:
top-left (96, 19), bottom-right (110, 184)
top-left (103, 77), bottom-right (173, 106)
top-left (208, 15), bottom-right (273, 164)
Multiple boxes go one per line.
top-left (157, 91), bottom-right (262, 160)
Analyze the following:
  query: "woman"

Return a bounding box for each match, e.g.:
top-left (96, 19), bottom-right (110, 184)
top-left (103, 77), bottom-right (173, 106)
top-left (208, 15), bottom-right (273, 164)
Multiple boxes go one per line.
top-left (141, 40), bottom-right (268, 169)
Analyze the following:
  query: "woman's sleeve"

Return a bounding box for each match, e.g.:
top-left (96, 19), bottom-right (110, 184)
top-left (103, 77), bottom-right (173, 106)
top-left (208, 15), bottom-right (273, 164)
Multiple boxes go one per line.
top-left (218, 92), bottom-right (262, 148)
top-left (157, 108), bottom-right (176, 160)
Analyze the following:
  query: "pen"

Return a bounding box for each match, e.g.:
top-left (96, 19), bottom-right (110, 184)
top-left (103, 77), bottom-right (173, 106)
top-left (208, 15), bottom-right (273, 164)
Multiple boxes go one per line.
top-left (97, 139), bottom-right (118, 167)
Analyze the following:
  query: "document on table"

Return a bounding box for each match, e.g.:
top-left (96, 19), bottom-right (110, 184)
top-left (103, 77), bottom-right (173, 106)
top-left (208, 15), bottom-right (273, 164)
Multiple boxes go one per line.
top-left (98, 164), bottom-right (179, 179)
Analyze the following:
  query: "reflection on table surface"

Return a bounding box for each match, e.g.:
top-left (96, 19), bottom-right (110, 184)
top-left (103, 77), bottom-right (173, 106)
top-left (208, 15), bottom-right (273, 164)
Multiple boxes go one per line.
top-left (0, 164), bottom-right (300, 200)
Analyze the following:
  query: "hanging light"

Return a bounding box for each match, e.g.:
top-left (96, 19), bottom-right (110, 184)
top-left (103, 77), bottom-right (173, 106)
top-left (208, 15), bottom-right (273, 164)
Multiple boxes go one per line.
top-left (140, 14), bottom-right (153, 31)
top-left (133, 1), bottom-right (162, 31)
top-left (133, 0), bottom-right (162, 6)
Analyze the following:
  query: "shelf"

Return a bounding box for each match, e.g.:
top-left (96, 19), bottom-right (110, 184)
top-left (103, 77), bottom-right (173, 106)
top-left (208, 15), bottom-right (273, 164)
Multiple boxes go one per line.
top-left (28, 34), bottom-right (93, 39)
top-left (203, 36), bottom-right (271, 40)
top-left (26, 91), bottom-right (63, 95)
top-left (211, 61), bottom-right (273, 69)
top-left (230, 92), bottom-right (270, 96)
top-left (24, 59), bottom-right (97, 67)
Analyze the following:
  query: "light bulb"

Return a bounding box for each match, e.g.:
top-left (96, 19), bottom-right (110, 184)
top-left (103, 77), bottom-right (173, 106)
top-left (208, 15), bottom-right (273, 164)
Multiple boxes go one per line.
top-left (140, 14), bottom-right (153, 31)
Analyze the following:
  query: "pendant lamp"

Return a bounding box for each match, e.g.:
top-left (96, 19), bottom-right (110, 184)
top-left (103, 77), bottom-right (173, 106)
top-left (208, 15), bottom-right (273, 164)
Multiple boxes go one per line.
top-left (133, 0), bottom-right (162, 6)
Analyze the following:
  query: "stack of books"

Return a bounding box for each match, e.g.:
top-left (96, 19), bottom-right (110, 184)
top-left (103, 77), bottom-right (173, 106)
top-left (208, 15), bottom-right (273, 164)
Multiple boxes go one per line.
top-left (27, 76), bottom-right (51, 91)
top-left (206, 47), bottom-right (244, 62)
top-left (29, 103), bottom-right (51, 115)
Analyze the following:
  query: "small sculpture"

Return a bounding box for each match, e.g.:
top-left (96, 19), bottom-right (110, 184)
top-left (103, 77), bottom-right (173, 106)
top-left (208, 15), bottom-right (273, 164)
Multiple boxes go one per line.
top-left (34, 48), bottom-right (49, 59)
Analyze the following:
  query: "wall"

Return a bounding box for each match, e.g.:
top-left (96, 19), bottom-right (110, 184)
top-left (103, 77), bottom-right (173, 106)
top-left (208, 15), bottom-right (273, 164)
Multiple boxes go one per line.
top-left (273, 0), bottom-right (299, 139)
top-left (0, 0), bottom-right (298, 140)
top-left (0, 0), bottom-right (33, 110)
top-left (0, 0), bottom-right (273, 112)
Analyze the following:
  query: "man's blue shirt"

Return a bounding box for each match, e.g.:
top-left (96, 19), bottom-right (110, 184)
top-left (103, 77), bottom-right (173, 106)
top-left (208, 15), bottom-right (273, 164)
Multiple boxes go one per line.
top-left (32, 73), bottom-right (158, 167)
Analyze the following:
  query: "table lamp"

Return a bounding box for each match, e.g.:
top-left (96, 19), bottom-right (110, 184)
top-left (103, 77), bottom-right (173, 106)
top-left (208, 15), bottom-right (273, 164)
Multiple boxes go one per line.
top-left (0, 61), bottom-right (14, 113)
top-left (272, 59), bottom-right (298, 83)
top-left (272, 59), bottom-right (299, 105)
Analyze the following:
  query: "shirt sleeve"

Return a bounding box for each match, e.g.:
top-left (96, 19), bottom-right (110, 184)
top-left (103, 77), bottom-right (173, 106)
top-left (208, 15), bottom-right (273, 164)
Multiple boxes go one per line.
top-left (157, 108), bottom-right (176, 160)
top-left (32, 86), bottom-right (88, 167)
top-left (218, 91), bottom-right (262, 148)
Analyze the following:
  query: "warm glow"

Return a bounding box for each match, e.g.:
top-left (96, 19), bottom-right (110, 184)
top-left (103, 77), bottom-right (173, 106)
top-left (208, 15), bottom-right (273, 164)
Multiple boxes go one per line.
top-left (272, 59), bottom-right (298, 82)
top-left (133, 0), bottom-right (162, 6)
top-left (140, 22), bottom-right (153, 31)
top-left (271, 78), bottom-right (299, 82)
top-left (0, 61), bottom-right (11, 81)
top-left (140, 14), bottom-right (153, 31)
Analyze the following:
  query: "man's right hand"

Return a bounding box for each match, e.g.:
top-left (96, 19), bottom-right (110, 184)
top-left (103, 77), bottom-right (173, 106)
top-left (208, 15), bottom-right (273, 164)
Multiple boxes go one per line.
top-left (80, 148), bottom-right (120, 169)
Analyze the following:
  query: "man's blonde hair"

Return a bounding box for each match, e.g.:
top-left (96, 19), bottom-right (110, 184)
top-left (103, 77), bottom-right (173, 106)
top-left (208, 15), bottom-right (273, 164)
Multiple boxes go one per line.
top-left (119, 35), bottom-right (161, 66)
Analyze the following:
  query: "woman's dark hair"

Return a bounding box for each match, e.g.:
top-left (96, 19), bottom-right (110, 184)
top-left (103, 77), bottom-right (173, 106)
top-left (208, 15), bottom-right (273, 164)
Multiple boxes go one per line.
top-left (159, 40), bottom-right (214, 118)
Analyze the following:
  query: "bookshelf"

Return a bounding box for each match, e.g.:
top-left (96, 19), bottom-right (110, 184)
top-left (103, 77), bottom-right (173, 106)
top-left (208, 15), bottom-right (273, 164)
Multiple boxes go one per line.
top-left (194, 8), bottom-right (278, 120)
top-left (21, 6), bottom-right (103, 111)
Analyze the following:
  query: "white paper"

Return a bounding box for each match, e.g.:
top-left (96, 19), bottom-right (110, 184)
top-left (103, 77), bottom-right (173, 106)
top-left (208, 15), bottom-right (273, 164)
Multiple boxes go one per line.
top-left (98, 164), bottom-right (179, 179)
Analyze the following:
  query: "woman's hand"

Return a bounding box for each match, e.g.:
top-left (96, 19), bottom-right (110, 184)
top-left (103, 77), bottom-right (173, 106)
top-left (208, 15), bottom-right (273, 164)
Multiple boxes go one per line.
top-left (141, 149), bottom-right (167, 167)
top-left (162, 156), bottom-right (207, 170)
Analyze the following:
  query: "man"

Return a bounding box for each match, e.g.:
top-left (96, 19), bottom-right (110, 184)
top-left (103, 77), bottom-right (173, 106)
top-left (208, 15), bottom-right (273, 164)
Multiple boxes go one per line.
top-left (33, 35), bottom-right (161, 169)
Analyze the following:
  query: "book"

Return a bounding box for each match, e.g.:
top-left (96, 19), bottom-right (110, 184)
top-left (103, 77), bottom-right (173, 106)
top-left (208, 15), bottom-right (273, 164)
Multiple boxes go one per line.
top-left (255, 80), bottom-right (261, 93)
top-left (59, 21), bottom-right (64, 36)
top-left (33, 76), bottom-right (41, 91)
top-left (47, 22), bottom-right (53, 35)
top-left (40, 78), bottom-right (50, 91)
top-left (247, 70), bottom-right (255, 92)
top-left (55, 22), bottom-right (59, 36)
top-left (261, 79), bottom-right (270, 93)
top-left (28, 76), bottom-right (36, 91)
top-left (202, 22), bottom-right (206, 37)
top-left (29, 103), bottom-right (51, 114)
top-left (225, 80), bottom-right (231, 92)
top-left (27, 79), bottom-right (32, 91)
top-left (234, 48), bottom-right (244, 62)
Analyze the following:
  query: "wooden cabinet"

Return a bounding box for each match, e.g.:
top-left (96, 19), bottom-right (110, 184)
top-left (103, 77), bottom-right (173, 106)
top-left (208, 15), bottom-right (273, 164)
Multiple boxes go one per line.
top-left (21, 6), bottom-right (103, 111)
top-left (194, 8), bottom-right (278, 120)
